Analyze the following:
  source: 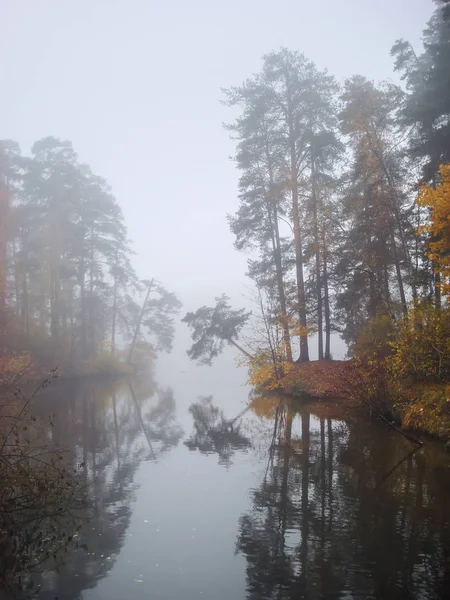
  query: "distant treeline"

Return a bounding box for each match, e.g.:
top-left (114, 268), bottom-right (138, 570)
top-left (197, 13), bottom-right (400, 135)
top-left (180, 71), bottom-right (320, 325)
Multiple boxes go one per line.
top-left (0, 137), bottom-right (180, 373)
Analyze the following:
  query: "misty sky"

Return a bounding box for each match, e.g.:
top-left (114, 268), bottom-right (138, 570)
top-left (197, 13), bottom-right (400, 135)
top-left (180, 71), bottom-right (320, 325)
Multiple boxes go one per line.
top-left (2, 0), bottom-right (435, 317)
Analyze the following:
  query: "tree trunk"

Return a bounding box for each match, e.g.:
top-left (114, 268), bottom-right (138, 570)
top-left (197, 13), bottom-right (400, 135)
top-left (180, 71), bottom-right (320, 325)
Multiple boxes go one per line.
top-left (322, 227), bottom-right (331, 359)
top-left (289, 134), bottom-right (309, 362)
top-left (22, 274), bottom-right (29, 336)
top-left (79, 257), bottom-right (86, 354)
top-left (370, 133), bottom-right (413, 290)
top-left (311, 160), bottom-right (323, 359)
top-left (50, 265), bottom-right (60, 342)
top-left (226, 337), bottom-right (254, 360)
top-left (263, 137), bottom-right (293, 363)
top-left (0, 173), bottom-right (8, 335)
top-left (50, 200), bottom-right (61, 343)
top-left (79, 219), bottom-right (87, 355)
top-left (434, 270), bottom-right (442, 309)
top-left (88, 227), bottom-right (95, 356)
top-left (258, 287), bottom-right (282, 378)
top-left (127, 279), bottom-right (153, 364)
top-left (111, 252), bottom-right (118, 356)
top-left (390, 229), bottom-right (408, 315)
top-left (12, 239), bottom-right (21, 321)
top-left (266, 191), bottom-right (292, 362)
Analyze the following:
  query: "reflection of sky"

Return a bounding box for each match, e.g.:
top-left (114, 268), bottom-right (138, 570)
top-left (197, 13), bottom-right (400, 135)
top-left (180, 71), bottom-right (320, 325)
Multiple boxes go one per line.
top-left (81, 359), bottom-right (267, 600)
top-left (91, 448), bottom-right (257, 600)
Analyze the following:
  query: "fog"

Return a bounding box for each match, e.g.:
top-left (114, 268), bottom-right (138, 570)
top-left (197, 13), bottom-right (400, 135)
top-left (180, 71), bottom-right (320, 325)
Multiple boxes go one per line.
top-left (4, 3), bottom-right (450, 599)
top-left (2, 0), bottom-right (433, 319)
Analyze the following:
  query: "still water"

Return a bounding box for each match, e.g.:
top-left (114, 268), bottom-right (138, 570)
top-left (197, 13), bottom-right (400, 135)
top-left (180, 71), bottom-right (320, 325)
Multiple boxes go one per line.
top-left (25, 354), bottom-right (450, 600)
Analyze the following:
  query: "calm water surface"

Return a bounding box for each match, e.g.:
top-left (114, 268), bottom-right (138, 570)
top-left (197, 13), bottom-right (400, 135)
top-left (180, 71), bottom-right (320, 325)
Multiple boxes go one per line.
top-left (25, 353), bottom-right (450, 600)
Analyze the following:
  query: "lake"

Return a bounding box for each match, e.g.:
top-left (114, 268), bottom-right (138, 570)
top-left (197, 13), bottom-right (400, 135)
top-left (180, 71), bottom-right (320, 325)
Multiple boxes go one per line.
top-left (17, 352), bottom-right (450, 599)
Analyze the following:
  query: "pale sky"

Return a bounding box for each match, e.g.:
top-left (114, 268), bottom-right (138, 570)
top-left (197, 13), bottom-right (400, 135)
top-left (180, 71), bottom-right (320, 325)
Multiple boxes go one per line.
top-left (1, 0), bottom-right (435, 357)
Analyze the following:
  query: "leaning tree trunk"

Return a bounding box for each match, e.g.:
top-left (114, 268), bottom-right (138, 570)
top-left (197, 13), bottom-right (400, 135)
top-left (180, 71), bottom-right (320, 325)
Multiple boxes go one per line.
top-left (127, 279), bottom-right (154, 365)
top-left (389, 228), bottom-right (408, 316)
top-left (226, 337), bottom-right (254, 360)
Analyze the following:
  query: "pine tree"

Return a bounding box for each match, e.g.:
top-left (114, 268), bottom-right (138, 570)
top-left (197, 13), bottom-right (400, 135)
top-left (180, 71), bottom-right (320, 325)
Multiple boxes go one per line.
top-left (338, 77), bottom-right (412, 326)
top-left (392, 1), bottom-right (450, 182)
top-left (224, 78), bottom-right (293, 361)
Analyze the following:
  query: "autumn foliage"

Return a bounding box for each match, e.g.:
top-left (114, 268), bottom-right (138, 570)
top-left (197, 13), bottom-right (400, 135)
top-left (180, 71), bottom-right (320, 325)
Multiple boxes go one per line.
top-left (389, 302), bottom-right (450, 384)
top-left (418, 164), bottom-right (450, 299)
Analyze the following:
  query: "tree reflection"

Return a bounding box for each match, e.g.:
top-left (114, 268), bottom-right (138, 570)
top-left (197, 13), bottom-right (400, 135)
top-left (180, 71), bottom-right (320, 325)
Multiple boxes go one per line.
top-left (238, 396), bottom-right (450, 599)
top-left (185, 396), bottom-right (251, 466)
top-left (23, 375), bottom-right (183, 600)
top-left (144, 387), bottom-right (183, 452)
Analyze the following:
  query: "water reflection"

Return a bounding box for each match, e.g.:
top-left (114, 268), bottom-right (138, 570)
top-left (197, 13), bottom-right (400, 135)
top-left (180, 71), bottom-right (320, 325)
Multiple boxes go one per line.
top-left (184, 395), bottom-right (252, 466)
top-left (28, 375), bottom-right (183, 599)
top-left (6, 376), bottom-right (450, 600)
top-left (238, 396), bottom-right (450, 600)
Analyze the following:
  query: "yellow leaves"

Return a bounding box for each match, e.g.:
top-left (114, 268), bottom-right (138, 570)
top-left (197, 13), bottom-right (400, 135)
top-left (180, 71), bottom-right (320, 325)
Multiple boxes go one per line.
top-left (401, 383), bottom-right (450, 438)
top-left (388, 302), bottom-right (450, 384)
top-left (418, 163), bottom-right (450, 298)
top-left (245, 351), bottom-right (295, 391)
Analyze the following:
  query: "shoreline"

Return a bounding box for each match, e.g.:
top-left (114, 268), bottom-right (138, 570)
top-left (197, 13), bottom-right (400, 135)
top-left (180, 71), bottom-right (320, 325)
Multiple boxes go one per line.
top-left (262, 359), bottom-right (450, 450)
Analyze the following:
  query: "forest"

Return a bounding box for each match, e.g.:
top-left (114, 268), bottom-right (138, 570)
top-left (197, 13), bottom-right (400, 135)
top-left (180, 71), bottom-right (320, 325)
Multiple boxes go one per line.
top-left (0, 138), bottom-right (181, 378)
top-left (183, 0), bottom-right (450, 443)
top-left (1, 1), bottom-right (450, 597)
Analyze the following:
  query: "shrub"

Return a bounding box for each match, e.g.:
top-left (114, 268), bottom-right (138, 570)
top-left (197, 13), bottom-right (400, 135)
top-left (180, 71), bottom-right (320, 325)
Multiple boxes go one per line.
top-left (247, 352), bottom-right (295, 391)
top-left (0, 377), bottom-right (86, 588)
top-left (343, 315), bottom-right (398, 411)
top-left (389, 302), bottom-right (450, 384)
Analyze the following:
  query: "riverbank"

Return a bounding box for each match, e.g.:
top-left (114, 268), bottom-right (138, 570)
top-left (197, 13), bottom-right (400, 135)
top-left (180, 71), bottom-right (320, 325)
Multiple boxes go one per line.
top-left (273, 359), bottom-right (450, 448)
top-left (280, 359), bottom-right (350, 401)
